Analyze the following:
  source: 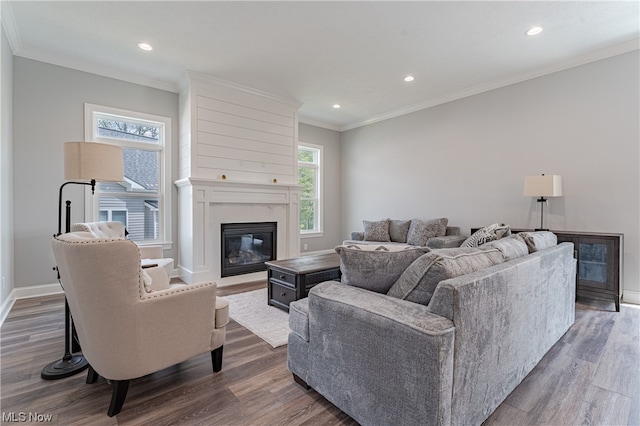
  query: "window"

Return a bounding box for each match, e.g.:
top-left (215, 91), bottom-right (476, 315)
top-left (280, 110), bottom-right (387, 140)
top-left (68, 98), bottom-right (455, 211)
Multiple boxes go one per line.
top-left (298, 144), bottom-right (322, 235)
top-left (85, 104), bottom-right (171, 246)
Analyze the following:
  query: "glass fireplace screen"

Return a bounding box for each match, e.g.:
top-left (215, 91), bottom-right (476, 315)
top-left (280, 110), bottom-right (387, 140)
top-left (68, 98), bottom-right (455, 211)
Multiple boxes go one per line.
top-left (221, 222), bottom-right (277, 277)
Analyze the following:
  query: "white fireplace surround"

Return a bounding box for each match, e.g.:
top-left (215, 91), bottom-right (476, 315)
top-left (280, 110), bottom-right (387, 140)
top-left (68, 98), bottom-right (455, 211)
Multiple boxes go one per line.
top-left (175, 178), bottom-right (301, 286)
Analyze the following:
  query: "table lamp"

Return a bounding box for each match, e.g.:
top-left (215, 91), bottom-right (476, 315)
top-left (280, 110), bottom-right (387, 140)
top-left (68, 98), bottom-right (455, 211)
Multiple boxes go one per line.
top-left (523, 174), bottom-right (563, 231)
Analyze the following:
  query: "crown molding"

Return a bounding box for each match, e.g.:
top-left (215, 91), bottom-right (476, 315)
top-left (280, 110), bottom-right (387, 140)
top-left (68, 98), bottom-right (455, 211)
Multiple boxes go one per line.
top-left (340, 38), bottom-right (640, 132)
top-left (1, 1), bottom-right (21, 54)
top-left (298, 116), bottom-right (341, 132)
top-left (13, 45), bottom-right (179, 93)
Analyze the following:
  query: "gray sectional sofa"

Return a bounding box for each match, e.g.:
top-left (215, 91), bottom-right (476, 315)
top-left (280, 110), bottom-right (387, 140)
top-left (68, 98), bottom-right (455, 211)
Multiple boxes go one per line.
top-left (287, 232), bottom-right (576, 426)
top-left (346, 217), bottom-right (467, 249)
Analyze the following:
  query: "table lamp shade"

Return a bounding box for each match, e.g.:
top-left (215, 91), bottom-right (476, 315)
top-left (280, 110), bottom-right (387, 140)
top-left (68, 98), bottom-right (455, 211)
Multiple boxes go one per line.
top-left (64, 142), bottom-right (123, 182)
top-left (523, 175), bottom-right (563, 197)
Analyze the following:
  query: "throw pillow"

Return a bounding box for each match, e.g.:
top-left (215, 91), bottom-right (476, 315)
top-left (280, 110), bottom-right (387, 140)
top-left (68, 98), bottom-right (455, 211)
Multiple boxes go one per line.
top-left (461, 223), bottom-right (511, 248)
top-left (335, 244), bottom-right (429, 294)
top-left (406, 218), bottom-right (448, 246)
top-left (363, 219), bottom-right (391, 242)
top-left (389, 219), bottom-right (411, 243)
top-left (387, 247), bottom-right (505, 305)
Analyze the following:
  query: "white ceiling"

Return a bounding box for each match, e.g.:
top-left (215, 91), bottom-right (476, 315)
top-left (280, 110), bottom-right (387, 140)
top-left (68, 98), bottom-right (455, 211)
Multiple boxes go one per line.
top-left (3, 1), bottom-right (639, 130)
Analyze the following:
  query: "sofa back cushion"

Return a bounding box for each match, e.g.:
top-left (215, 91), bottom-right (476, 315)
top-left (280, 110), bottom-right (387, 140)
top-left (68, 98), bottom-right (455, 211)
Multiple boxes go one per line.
top-left (517, 231), bottom-right (557, 253)
top-left (335, 244), bottom-right (430, 294)
top-left (389, 219), bottom-right (411, 243)
top-left (479, 235), bottom-right (529, 261)
top-left (387, 247), bottom-right (505, 305)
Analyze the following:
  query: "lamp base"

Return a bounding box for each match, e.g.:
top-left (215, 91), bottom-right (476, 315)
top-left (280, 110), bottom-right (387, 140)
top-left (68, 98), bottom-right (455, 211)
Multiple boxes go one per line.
top-left (41, 354), bottom-right (89, 380)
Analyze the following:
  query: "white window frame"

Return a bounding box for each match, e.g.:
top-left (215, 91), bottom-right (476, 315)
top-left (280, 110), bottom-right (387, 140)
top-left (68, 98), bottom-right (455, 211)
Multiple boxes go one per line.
top-left (298, 142), bottom-right (323, 238)
top-left (84, 103), bottom-right (172, 248)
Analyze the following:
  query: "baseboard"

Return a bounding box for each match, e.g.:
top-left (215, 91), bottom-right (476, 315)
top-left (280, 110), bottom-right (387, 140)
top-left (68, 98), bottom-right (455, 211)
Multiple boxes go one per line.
top-left (0, 283), bottom-right (64, 327)
top-left (622, 289), bottom-right (640, 305)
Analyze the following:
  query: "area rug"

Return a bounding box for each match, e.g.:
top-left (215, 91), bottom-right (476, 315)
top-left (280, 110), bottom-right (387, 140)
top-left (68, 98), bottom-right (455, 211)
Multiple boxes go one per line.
top-left (222, 288), bottom-right (290, 348)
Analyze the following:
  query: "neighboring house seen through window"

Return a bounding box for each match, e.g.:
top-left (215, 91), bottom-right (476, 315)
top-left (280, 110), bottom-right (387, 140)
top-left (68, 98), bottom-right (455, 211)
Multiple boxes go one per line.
top-left (298, 144), bottom-right (322, 235)
top-left (85, 104), bottom-right (171, 246)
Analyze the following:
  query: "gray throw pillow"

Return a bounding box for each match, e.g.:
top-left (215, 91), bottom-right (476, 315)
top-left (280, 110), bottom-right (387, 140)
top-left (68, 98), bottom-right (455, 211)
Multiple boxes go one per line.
top-left (389, 219), bottom-right (411, 243)
top-left (335, 244), bottom-right (429, 294)
top-left (406, 218), bottom-right (448, 246)
top-left (363, 219), bottom-right (391, 242)
top-left (387, 247), bottom-right (505, 305)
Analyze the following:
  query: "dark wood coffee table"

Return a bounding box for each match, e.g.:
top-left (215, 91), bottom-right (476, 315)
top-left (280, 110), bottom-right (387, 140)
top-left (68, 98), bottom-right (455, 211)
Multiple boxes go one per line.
top-left (265, 253), bottom-right (341, 312)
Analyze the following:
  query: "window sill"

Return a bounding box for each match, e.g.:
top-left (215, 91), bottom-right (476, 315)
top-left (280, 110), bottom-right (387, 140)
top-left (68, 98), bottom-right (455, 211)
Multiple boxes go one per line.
top-left (301, 232), bottom-right (324, 239)
top-left (135, 241), bottom-right (173, 250)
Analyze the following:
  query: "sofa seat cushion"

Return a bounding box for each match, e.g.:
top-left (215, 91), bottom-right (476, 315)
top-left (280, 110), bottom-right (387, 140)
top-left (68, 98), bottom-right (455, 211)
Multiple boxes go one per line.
top-left (289, 298), bottom-right (310, 341)
top-left (406, 218), bottom-right (449, 246)
top-left (387, 247), bottom-right (505, 305)
top-left (518, 231), bottom-right (557, 253)
top-left (335, 244), bottom-right (430, 293)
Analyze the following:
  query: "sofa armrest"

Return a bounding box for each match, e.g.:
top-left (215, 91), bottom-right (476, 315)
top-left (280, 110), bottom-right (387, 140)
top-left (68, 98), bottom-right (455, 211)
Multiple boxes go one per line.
top-left (426, 234), bottom-right (466, 249)
top-left (305, 282), bottom-right (455, 425)
top-left (350, 231), bottom-right (364, 241)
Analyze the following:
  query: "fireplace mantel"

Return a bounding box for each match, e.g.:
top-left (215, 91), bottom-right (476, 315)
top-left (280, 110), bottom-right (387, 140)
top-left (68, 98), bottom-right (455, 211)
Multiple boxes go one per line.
top-left (176, 72), bottom-right (302, 286)
top-left (175, 177), bottom-right (301, 285)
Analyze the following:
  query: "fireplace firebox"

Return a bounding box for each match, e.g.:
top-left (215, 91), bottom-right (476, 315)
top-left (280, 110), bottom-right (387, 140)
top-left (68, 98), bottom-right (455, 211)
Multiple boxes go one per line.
top-left (221, 222), bottom-right (277, 277)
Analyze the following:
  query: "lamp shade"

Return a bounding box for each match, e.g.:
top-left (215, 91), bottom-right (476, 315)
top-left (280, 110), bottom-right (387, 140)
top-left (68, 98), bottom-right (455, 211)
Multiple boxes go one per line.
top-left (64, 142), bottom-right (123, 182)
top-left (523, 175), bottom-right (563, 197)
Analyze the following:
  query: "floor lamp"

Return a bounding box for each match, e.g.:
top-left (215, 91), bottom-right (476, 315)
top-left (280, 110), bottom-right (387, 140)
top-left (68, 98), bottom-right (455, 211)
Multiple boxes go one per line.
top-left (523, 174), bottom-right (563, 231)
top-left (41, 141), bottom-right (123, 380)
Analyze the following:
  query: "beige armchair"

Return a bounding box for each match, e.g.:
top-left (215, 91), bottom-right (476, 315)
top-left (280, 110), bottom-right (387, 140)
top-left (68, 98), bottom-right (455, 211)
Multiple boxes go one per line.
top-left (71, 221), bottom-right (174, 276)
top-left (51, 231), bottom-right (228, 416)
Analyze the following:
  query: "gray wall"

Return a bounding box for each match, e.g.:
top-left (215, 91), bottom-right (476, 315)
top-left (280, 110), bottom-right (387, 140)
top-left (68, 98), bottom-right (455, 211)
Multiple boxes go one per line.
top-left (299, 123), bottom-right (343, 253)
top-left (1, 19), bottom-right (14, 305)
top-left (13, 58), bottom-right (179, 289)
top-left (341, 51), bottom-right (640, 302)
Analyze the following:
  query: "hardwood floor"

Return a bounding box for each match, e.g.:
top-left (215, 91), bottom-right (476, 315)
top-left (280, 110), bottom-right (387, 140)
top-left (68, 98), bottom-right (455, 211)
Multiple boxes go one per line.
top-left (1, 283), bottom-right (638, 425)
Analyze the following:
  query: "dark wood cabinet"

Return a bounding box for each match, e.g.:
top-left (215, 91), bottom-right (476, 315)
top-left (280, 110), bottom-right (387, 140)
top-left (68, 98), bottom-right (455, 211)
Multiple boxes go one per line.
top-left (553, 231), bottom-right (623, 312)
top-left (470, 228), bottom-right (623, 311)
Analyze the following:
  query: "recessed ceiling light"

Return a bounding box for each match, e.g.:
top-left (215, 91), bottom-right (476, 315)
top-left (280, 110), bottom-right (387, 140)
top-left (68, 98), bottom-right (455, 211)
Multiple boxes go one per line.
top-left (137, 42), bottom-right (153, 51)
top-left (525, 26), bottom-right (543, 36)
top-left (333, 104), bottom-right (341, 109)
top-left (404, 75), bottom-right (415, 82)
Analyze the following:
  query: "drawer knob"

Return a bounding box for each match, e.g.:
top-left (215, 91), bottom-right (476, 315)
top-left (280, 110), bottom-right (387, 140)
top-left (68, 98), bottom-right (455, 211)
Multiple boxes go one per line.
top-left (279, 275), bottom-right (286, 280)
top-left (280, 292), bottom-right (287, 297)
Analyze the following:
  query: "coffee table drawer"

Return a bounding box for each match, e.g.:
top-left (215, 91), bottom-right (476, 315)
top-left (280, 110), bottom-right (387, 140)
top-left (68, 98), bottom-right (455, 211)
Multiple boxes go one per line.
top-left (270, 269), bottom-right (296, 286)
top-left (270, 281), bottom-right (296, 306)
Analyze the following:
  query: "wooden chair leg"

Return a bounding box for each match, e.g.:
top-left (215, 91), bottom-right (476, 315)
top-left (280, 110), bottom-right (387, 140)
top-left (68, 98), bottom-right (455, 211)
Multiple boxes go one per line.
top-left (86, 365), bottom-right (99, 384)
top-left (107, 379), bottom-right (130, 417)
top-left (211, 346), bottom-right (223, 372)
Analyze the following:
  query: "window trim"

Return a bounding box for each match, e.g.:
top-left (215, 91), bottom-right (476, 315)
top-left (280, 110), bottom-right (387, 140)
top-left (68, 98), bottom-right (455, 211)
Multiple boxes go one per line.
top-left (298, 142), bottom-right (323, 238)
top-left (84, 103), bottom-right (172, 248)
